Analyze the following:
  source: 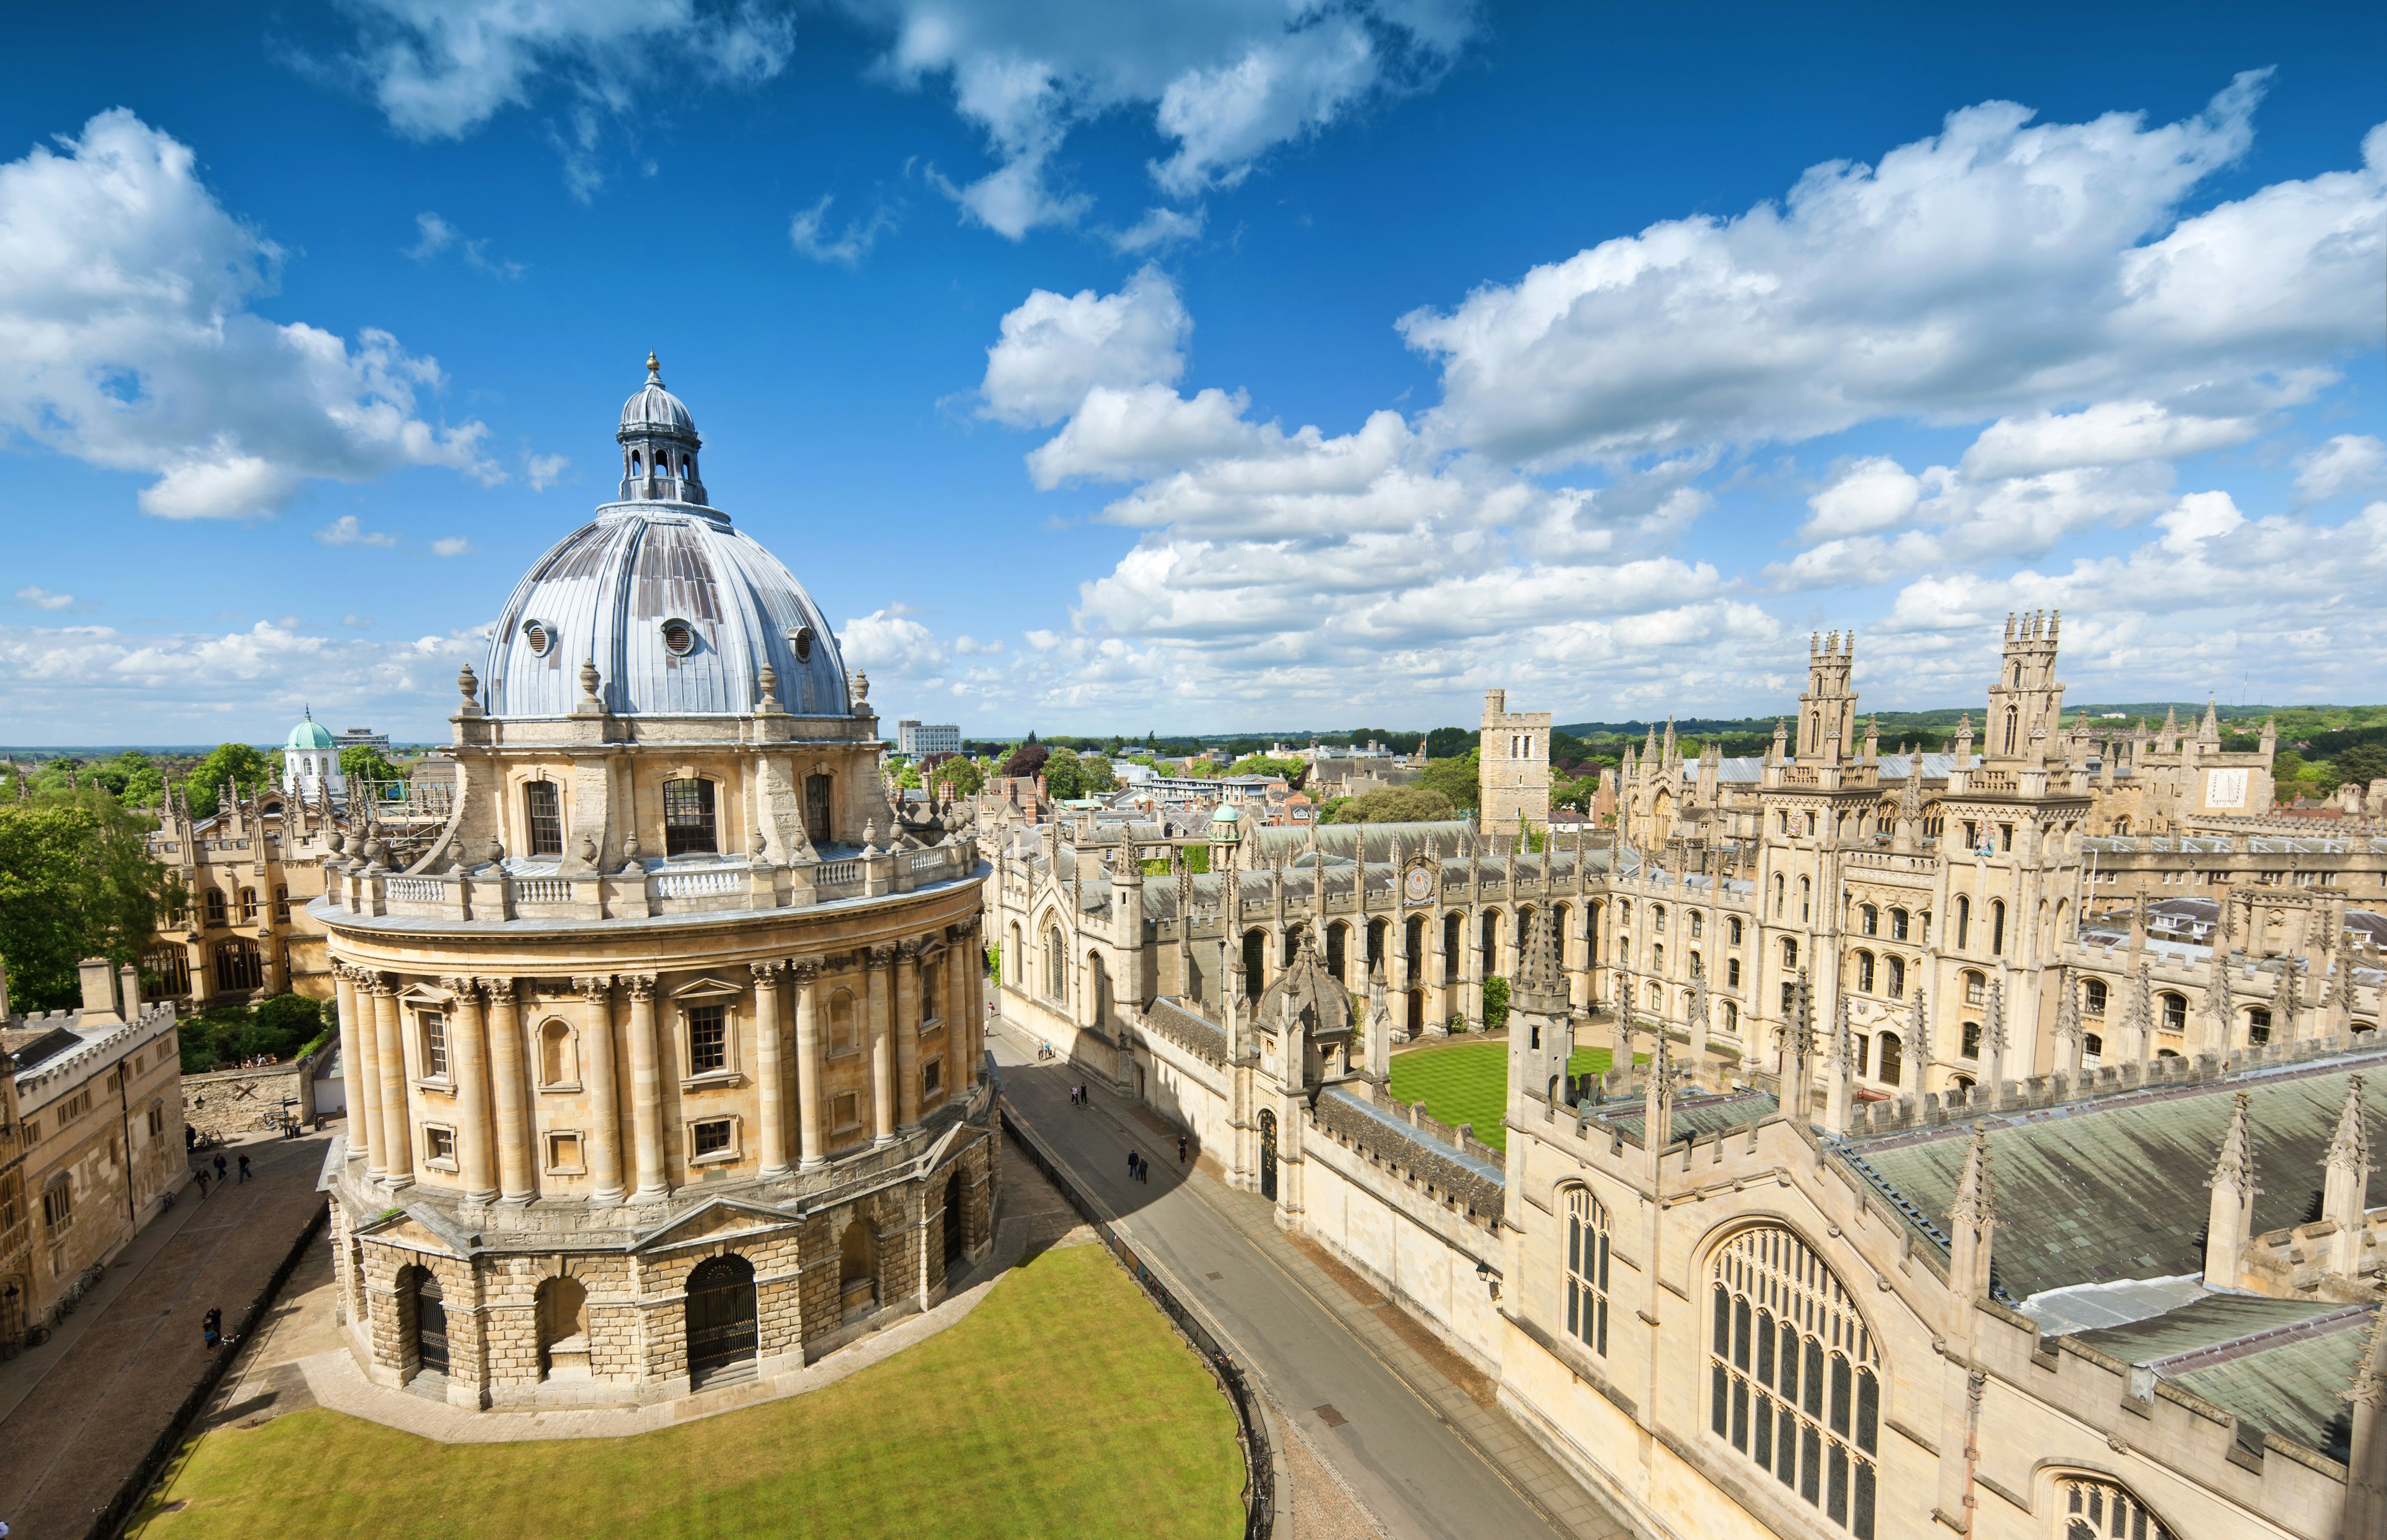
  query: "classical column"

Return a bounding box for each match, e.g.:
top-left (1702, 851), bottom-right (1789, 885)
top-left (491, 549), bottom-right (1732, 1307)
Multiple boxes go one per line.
top-left (369, 973), bottom-right (413, 1186)
top-left (623, 974), bottom-right (668, 1200)
top-left (442, 976), bottom-right (497, 1203)
top-left (941, 937), bottom-right (965, 1104)
top-left (968, 920), bottom-right (988, 1084)
top-left (332, 965), bottom-right (372, 1167)
top-left (895, 940), bottom-right (923, 1130)
top-left (752, 961), bottom-right (790, 1178)
top-left (576, 975), bottom-right (625, 1204)
top-left (867, 945), bottom-right (896, 1146)
top-left (482, 977), bottom-right (535, 1204)
top-left (793, 961), bottom-right (826, 1170)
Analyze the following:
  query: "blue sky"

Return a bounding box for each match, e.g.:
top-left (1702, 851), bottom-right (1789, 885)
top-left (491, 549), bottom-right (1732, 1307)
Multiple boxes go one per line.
top-left (3, 1), bottom-right (2383, 745)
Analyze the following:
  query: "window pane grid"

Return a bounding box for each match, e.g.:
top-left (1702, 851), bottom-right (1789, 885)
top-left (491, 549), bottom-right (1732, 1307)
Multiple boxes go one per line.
top-left (663, 777), bottom-right (718, 855)
top-left (1711, 1227), bottom-right (1878, 1539)
top-left (688, 1004), bottom-right (727, 1073)
top-left (1564, 1191), bottom-right (1611, 1359)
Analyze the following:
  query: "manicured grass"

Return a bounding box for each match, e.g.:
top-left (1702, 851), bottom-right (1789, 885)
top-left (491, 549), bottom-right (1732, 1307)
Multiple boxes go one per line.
top-left (1387, 1040), bottom-right (1630, 1153)
top-left (129, 1244), bottom-right (1243, 1540)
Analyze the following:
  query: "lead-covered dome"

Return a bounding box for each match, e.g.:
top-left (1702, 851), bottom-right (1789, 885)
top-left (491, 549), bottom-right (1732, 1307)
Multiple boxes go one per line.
top-left (482, 363), bottom-right (851, 719)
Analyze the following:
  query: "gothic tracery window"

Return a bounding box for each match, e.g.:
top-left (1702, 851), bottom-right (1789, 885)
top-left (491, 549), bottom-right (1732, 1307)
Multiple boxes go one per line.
top-left (1711, 1226), bottom-right (1880, 1538)
top-left (2057, 1477), bottom-right (2173, 1540)
top-left (1565, 1187), bottom-right (1611, 1356)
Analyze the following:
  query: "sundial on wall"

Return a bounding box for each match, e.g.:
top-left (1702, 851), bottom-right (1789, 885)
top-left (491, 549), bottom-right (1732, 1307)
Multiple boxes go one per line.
top-left (1403, 859), bottom-right (1436, 904)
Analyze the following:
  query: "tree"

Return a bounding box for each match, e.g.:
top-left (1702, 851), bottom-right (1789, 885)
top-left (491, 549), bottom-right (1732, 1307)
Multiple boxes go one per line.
top-left (1044, 746), bottom-right (1087, 799)
top-left (1417, 749), bottom-right (1482, 812)
top-left (2333, 743), bottom-right (2387, 790)
top-left (1080, 754), bottom-right (1118, 794)
top-left (0, 793), bottom-right (185, 1011)
top-left (898, 763), bottom-right (923, 789)
top-left (189, 741), bottom-right (274, 818)
top-left (932, 757), bottom-right (985, 798)
top-left (339, 743), bottom-right (403, 786)
top-left (1424, 726), bottom-right (1474, 759)
top-left (1481, 975), bottom-right (1510, 1034)
top-left (1322, 787), bottom-right (1456, 825)
top-left (1003, 741), bottom-right (1051, 780)
top-left (1226, 754), bottom-right (1307, 785)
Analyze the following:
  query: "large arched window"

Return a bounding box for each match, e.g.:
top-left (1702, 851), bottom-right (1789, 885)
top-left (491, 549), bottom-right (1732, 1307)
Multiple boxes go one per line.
top-left (2082, 979), bottom-right (2109, 1017)
top-left (1711, 1226), bottom-right (1880, 1537)
top-left (2160, 993), bottom-right (2187, 1034)
top-left (1564, 1188), bottom-right (1611, 1356)
top-left (2056, 1477), bottom-right (2173, 1540)
top-left (1045, 925), bottom-right (1066, 1001)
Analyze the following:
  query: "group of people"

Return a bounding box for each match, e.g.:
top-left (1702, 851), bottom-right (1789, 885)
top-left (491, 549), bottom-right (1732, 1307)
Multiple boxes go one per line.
top-left (232, 1053), bottom-right (280, 1069)
top-left (190, 1150), bottom-right (252, 1198)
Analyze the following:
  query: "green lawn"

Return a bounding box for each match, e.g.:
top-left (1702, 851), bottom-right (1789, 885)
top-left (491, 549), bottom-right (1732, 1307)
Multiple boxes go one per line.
top-left (129, 1244), bottom-right (1243, 1540)
top-left (1387, 1040), bottom-right (1631, 1153)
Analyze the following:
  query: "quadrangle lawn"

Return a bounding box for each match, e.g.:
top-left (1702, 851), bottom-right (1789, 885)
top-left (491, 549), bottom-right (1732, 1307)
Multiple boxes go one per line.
top-left (128, 1242), bottom-right (1243, 1540)
top-left (1387, 1040), bottom-right (1640, 1153)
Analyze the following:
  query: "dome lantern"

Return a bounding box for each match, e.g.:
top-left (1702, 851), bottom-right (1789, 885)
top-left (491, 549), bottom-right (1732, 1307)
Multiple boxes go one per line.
top-left (617, 352), bottom-right (707, 506)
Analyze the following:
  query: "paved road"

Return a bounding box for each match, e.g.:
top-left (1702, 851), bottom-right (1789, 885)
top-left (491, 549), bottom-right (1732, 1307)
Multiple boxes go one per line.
top-left (991, 1024), bottom-right (1634, 1540)
top-left (0, 1129), bottom-right (332, 1540)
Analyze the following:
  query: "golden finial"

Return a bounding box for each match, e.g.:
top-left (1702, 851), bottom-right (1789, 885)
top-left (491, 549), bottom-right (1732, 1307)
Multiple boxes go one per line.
top-left (645, 350), bottom-right (660, 378)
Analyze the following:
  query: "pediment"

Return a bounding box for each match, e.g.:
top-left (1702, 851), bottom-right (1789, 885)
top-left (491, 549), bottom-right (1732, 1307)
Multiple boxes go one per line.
top-left (633, 1196), bottom-right (796, 1252)
top-left (671, 974), bottom-right (746, 1001)
top-left (395, 981), bottom-right (456, 1006)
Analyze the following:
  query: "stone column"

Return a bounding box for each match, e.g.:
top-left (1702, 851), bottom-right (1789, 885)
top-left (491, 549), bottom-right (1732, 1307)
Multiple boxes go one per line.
top-left (962, 920), bottom-right (985, 1086)
top-left (941, 937), bottom-right (965, 1104)
top-left (868, 944), bottom-right (896, 1146)
top-left (483, 978), bottom-right (535, 1204)
top-left (576, 975), bottom-right (625, 1204)
top-left (895, 940), bottom-right (922, 1130)
top-left (752, 961), bottom-right (790, 1178)
top-left (369, 973), bottom-right (413, 1186)
top-left (793, 961), bottom-right (826, 1170)
top-left (333, 965), bottom-right (372, 1167)
top-left (442, 977), bottom-right (498, 1203)
top-left (623, 974), bottom-right (668, 1201)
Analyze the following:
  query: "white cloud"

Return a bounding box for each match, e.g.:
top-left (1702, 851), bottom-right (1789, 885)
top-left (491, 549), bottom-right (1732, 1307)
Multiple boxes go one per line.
top-left (978, 265), bottom-right (1189, 428)
top-left (859, 0), bottom-right (1474, 237)
top-left (0, 111), bottom-right (499, 520)
top-left (1803, 457), bottom-right (1923, 540)
top-left (405, 211), bottom-right (523, 278)
top-left (318, 515), bottom-right (398, 549)
top-left (14, 586), bottom-right (74, 610)
top-left (2155, 489), bottom-right (2247, 552)
top-left (1400, 75), bottom-right (2385, 467)
top-left (789, 193), bottom-right (901, 267)
top-left (341, 613), bottom-right (373, 630)
top-left (336, 0), bottom-right (792, 195)
top-left (431, 536), bottom-right (473, 557)
top-left (525, 452), bottom-right (569, 490)
top-left (2294, 434), bottom-right (2387, 502)
top-left (840, 607), bottom-right (949, 674)
top-left (1106, 204), bottom-right (1204, 254)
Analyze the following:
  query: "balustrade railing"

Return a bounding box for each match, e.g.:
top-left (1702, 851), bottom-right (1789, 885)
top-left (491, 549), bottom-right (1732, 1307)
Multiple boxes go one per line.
top-left (653, 869), bottom-right (741, 897)
top-left (515, 877), bottom-right (573, 904)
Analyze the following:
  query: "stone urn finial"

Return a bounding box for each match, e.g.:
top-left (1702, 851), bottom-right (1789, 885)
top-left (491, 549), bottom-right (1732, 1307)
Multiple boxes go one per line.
top-left (853, 671), bottom-right (870, 705)
top-left (458, 662), bottom-right (478, 702)
top-left (862, 817), bottom-right (878, 853)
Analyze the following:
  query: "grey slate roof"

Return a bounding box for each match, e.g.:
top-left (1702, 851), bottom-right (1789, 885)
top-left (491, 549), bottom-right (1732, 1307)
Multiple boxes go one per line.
top-left (1847, 1053), bottom-right (2387, 1302)
top-left (2076, 1295), bottom-right (2373, 1462)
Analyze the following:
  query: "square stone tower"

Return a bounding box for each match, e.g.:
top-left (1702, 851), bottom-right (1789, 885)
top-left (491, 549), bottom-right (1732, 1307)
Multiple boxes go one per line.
top-left (1479, 688), bottom-right (1551, 834)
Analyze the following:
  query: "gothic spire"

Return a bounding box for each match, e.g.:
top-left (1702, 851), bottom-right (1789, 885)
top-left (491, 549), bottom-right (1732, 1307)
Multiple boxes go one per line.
top-left (1949, 1121), bottom-right (1997, 1231)
top-left (2212, 1091), bottom-right (2257, 1197)
top-left (2329, 1075), bottom-right (2371, 1183)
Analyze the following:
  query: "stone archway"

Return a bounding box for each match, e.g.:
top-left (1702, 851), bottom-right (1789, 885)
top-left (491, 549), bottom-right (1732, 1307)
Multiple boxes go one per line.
top-left (684, 1254), bottom-right (758, 1386)
top-left (537, 1275), bottom-right (589, 1380)
top-left (400, 1264), bottom-right (448, 1378)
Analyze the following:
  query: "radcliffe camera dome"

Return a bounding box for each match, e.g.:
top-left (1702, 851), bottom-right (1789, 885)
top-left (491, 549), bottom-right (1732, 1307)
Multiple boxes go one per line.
top-left (481, 358), bottom-right (852, 718)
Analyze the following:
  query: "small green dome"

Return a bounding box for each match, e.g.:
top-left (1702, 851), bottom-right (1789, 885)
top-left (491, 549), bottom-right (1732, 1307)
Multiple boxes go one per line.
top-left (286, 710), bottom-right (335, 751)
top-left (1213, 803), bottom-right (1239, 822)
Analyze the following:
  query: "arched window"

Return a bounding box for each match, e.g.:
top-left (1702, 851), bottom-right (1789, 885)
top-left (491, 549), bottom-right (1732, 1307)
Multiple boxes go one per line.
top-left (524, 779), bottom-right (564, 857)
top-left (1782, 938), bottom-right (1799, 971)
top-left (2082, 1032), bottom-right (2104, 1066)
top-left (1772, 875), bottom-right (1785, 918)
top-left (205, 889), bottom-right (228, 927)
top-left (1729, 917), bottom-right (1744, 945)
top-left (1646, 980), bottom-right (1663, 1010)
top-left (1885, 956), bottom-right (1905, 999)
top-left (1008, 922), bottom-right (1023, 983)
top-left (1710, 1226), bottom-right (1879, 1537)
top-left (1955, 896), bottom-right (1971, 950)
top-left (2082, 979), bottom-right (2108, 1017)
top-left (2160, 993), bottom-right (2187, 1034)
top-left (1876, 1032), bottom-right (1902, 1086)
top-left (2247, 1007), bottom-right (2272, 1046)
top-left (1798, 875), bottom-right (1811, 921)
top-left (1727, 958), bottom-right (1742, 989)
top-left (1860, 905), bottom-right (1879, 936)
top-left (1888, 908), bottom-right (1908, 941)
top-left (1480, 910), bottom-right (1499, 975)
top-left (1564, 1188), bottom-right (1611, 1356)
top-left (1442, 913), bottom-right (1462, 983)
top-left (1724, 1001), bottom-right (1739, 1034)
top-left (1965, 969), bottom-right (1985, 1006)
top-left (1989, 900), bottom-right (2007, 956)
top-left (1690, 950), bottom-right (1704, 981)
top-left (1653, 905), bottom-right (1668, 933)
top-left (2003, 705), bottom-right (2018, 755)
top-left (1046, 926), bottom-right (1066, 1001)
top-left (1689, 910), bottom-right (1704, 939)
top-left (1961, 1022), bottom-right (1982, 1058)
top-left (1855, 952), bottom-right (1875, 993)
top-left (2056, 1477), bottom-right (2173, 1540)
top-left (1652, 943), bottom-right (1665, 974)
top-left (662, 777), bottom-right (717, 855)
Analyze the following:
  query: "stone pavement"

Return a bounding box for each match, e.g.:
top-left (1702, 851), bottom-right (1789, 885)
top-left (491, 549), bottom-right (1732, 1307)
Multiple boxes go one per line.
top-left (0, 1126), bottom-right (331, 1540)
top-left (993, 1019), bottom-right (1644, 1540)
top-left (172, 1125), bottom-right (1100, 1447)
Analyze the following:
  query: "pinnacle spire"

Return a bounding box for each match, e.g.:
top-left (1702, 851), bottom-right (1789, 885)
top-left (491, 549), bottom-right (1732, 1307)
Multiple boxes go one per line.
top-left (2329, 1075), bottom-right (2371, 1179)
top-left (2212, 1091), bottom-right (2257, 1196)
top-left (1949, 1122), bottom-right (1997, 1231)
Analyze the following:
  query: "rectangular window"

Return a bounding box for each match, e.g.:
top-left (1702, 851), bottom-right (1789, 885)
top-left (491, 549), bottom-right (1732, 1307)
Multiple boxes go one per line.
top-left (425, 1126), bottom-right (456, 1165)
top-left (147, 1105), bottom-right (165, 1137)
top-left (525, 780), bottom-right (564, 857)
top-left (42, 1181), bottom-right (72, 1229)
top-left (663, 777), bottom-right (718, 855)
top-left (832, 1092), bottom-right (860, 1131)
top-left (420, 1012), bottom-right (449, 1078)
top-left (692, 1119), bottom-right (734, 1158)
top-left (686, 1004), bottom-right (728, 1073)
top-left (545, 1132), bottom-right (584, 1173)
top-left (924, 1058), bottom-right (942, 1098)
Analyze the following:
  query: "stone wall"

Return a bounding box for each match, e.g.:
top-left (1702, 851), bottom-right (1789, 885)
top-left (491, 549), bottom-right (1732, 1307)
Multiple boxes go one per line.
top-left (182, 1058), bottom-right (317, 1139)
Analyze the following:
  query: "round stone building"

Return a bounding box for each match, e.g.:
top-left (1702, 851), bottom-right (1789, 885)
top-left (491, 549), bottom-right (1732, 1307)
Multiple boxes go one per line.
top-left (317, 357), bottom-right (994, 1408)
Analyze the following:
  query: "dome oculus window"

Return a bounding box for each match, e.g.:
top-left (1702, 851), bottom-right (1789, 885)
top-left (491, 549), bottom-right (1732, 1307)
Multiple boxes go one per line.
top-left (788, 625), bottom-right (814, 662)
top-left (522, 619), bottom-right (553, 657)
top-left (661, 619), bottom-right (696, 657)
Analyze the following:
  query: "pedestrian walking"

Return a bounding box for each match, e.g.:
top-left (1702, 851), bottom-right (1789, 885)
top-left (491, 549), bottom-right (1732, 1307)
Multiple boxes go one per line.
top-left (1126, 1149), bottom-right (1138, 1181)
top-left (212, 1153), bottom-right (228, 1182)
top-left (1177, 1134), bottom-right (1188, 1163)
top-left (1138, 1153), bottom-right (1149, 1184)
top-left (201, 1308), bottom-right (222, 1351)
top-left (194, 1168), bottom-right (209, 1198)
top-left (237, 1153), bottom-right (252, 1184)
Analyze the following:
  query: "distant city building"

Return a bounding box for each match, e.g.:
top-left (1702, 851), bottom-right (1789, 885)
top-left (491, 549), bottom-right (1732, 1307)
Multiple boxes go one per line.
top-left (896, 720), bottom-right (960, 758)
top-left (333, 726), bottom-right (391, 752)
